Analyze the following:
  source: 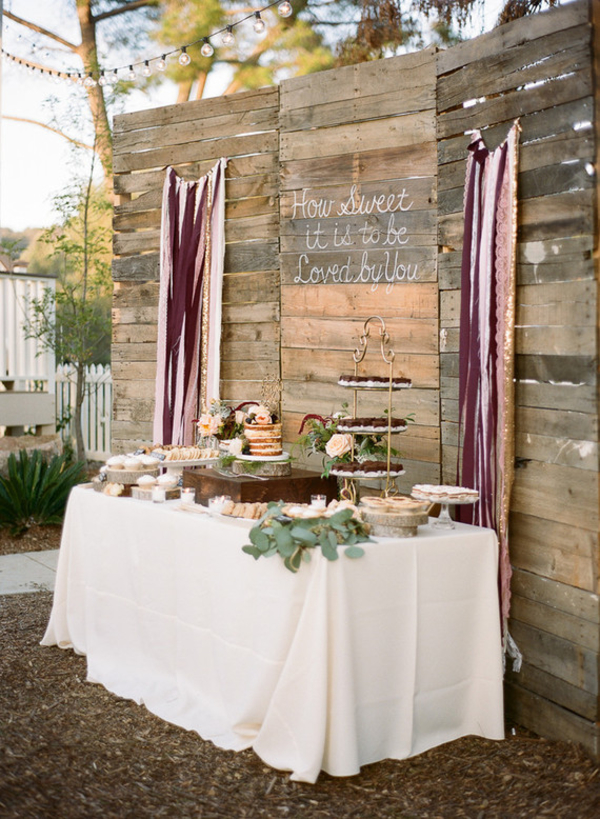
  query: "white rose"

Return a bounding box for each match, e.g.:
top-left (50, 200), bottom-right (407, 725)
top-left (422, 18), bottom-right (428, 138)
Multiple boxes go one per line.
top-left (229, 437), bottom-right (243, 457)
top-left (235, 410), bottom-right (247, 425)
top-left (325, 433), bottom-right (353, 458)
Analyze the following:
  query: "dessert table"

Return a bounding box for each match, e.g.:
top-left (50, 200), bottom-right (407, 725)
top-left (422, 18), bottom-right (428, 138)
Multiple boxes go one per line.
top-left (42, 486), bottom-right (504, 783)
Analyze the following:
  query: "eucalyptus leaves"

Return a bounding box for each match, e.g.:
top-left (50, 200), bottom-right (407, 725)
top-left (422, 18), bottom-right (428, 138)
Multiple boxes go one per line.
top-left (242, 501), bottom-right (371, 573)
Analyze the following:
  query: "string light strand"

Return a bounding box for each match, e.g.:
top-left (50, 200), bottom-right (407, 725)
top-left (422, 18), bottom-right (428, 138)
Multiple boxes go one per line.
top-left (1, 1), bottom-right (295, 84)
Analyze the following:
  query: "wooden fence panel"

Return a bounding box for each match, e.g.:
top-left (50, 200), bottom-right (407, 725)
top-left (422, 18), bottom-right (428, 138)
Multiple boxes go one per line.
top-left (279, 49), bottom-right (439, 493)
top-left (112, 87), bottom-right (281, 451)
top-left (436, 0), bottom-right (599, 754)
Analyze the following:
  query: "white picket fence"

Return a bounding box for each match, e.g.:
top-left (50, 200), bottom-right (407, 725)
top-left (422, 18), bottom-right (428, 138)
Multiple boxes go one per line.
top-left (55, 363), bottom-right (113, 461)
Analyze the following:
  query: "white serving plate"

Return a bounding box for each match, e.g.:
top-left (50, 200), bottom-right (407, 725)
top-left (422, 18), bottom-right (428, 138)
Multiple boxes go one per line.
top-left (236, 452), bottom-right (290, 462)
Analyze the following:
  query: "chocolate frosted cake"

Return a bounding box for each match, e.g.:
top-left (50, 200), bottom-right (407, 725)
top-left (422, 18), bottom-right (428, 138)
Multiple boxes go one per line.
top-left (330, 460), bottom-right (405, 478)
top-left (336, 417), bottom-right (407, 433)
top-left (338, 375), bottom-right (412, 390)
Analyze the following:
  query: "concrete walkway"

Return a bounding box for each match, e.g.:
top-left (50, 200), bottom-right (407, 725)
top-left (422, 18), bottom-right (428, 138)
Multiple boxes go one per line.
top-left (0, 550), bottom-right (59, 595)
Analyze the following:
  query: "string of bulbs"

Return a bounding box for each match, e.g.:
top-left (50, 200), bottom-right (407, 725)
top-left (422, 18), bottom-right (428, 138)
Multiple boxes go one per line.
top-left (1, 0), bottom-right (293, 88)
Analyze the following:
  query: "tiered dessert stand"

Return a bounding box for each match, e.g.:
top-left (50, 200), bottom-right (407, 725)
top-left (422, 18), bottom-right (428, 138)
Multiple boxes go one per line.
top-left (331, 315), bottom-right (411, 503)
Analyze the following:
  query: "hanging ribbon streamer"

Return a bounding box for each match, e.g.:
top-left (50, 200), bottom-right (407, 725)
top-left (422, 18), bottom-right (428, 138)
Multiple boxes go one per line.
top-left (457, 122), bottom-right (521, 667)
top-left (153, 158), bottom-right (227, 446)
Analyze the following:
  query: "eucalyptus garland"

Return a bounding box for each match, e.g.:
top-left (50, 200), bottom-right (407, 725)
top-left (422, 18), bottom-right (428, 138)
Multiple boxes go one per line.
top-left (242, 501), bottom-right (371, 573)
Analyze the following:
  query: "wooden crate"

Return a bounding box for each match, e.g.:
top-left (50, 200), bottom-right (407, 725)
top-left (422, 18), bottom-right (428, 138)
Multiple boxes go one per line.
top-left (182, 467), bottom-right (337, 505)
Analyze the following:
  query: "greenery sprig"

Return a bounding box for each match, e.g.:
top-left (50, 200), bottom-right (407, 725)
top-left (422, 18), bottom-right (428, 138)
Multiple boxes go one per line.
top-left (242, 501), bottom-right (371, 573)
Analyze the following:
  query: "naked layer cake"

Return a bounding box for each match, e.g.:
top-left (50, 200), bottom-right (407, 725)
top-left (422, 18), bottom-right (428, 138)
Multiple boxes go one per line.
top-left (336, 416), bottom-right (407, 433)
top-left (338, 374), bottom-right (412, 390)
top-left (243, 421), bottom-right (283, 457)
top-left (411, 484), bottom-right (479, 503)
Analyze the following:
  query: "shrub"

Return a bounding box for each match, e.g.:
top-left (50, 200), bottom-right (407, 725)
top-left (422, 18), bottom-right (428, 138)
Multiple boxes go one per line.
top-left (0, 450), bottom-right (87, 535)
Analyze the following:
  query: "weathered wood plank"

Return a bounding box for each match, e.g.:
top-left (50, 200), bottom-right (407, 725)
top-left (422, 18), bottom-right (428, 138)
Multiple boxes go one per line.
top-left (221, 322), bottom-right (280, 343)
top-left (515, 427), bottom-right (597, 470)
top-left (114, 153), bottom-right (280, 197)
top-left (114, 106), bottom-right (278, 155)
top-left (438, 67), bottom-right (592, 141)
top-left (516, 381), bottom-right (597, 415)
top-left (436, 0), bottom-right (589, 75)
top-left (505, 682), bottom-right (599, 758)
top-left (225, 242), bottom-right (280, 274)
top-left (282, 380), bottom-right (439, 426)
top-left (222, 301), bottom-right (279, 324)
top-left (510, 594), bottom-right (599, 652)
top-left (516, 354), bottom-right (596, 385)
top-left (438, 133), bottom-right (594, 192)
top-left (113, 86), bottom-right (279, 133)
top-left (221, 359), bottom-right (279, 382)
top-left (281, 283), bottom-right (438, 319)
top-left (281, 111), bottom-right (436, 163)
top-left (281, 144), bottom-right (438, 189)
top-left (505, 661), bottom-right (598, 722)
top-left (112, 252), bottom-right (160, 282)
top-left (511, 460), bottom-right (598, 530)
top-left (438, 97), bottom-right (594, 166)
top-left (438, 26), bottom-right (591, 112)
top-left (281, 348), bottom-right (438, 390)
top-left (223, 270), bottom-right (280, 304)
top-left (112, 322), bottom-right (157, 344)
top-left (508, 619), bottom-right (598, 694)
top-left (281, 316), bottom-right (438, 355)
top-left (221, 341), bottom-right (280, 362)
top-left (112, 342), bottom-right (158, 362)
top-left (281, 46), bottom-right (435, 111)
top-left (280, 246), bottom-right (437, 286)
top-left (510, 545), bottom-right (598, 607)
top-left (516, 325), bottom-right (596, 357)
top-left (516, 404), bottom-right (597, 443)
top-left (114, 131), bottom-right (279, 174)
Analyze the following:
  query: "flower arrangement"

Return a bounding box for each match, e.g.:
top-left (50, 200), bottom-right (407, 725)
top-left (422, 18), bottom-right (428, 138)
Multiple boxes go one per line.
top-left (195, 399), bottom-right (248, 442)
top-left (244, 403), bottom-right (279, 427)
top-left (295, 404), bottom-right (402, 478)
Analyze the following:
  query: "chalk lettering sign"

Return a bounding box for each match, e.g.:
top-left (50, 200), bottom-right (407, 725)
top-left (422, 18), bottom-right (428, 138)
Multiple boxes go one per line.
top-left (290, 183), bottom-right (422, 293)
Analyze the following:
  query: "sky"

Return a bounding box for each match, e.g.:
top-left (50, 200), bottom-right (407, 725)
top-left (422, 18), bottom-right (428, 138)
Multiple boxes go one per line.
top-left (0, 0), bottom-right (514, 234)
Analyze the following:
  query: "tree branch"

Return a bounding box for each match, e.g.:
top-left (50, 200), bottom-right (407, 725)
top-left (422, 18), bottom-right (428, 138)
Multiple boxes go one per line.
top-left (2, 10), bottom-right (78, 51)
top-left (93, 0), bottom-right (159, 23)
top-left (1, 116), bottom-right (94, 151)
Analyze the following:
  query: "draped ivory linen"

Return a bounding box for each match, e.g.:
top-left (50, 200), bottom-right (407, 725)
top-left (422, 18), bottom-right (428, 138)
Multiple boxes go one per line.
top-left (153, 159), bottom-right (227, 446)
top-left (457, 123), bottom-right (520, 646)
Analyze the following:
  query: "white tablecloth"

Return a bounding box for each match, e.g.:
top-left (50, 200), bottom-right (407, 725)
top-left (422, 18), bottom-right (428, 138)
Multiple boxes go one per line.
top-left (42, 486), bottom-right (504, 782)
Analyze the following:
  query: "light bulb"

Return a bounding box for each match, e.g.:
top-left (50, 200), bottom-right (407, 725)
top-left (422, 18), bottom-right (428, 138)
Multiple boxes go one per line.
top-left (278, 1), bottom-right (293, 17)
top-left (200, 38), bottom-right (214, 57)
top-left (127, 64), bottom-right (137, 81)
top-left (109, 69), bottom-right (119, 85)
top-left (141, 60), bottom-right (152, 77)
top-left (156, 55), bottom-right (166, 71)
top-left (222, 26), bottom-right (235, 46)
top-left (179, 47), bottom-right (191, 66)
top-left (253, 12), bottom-right (266, 34)
top-left (76, 72), bottom-right (83, 85)
top-left (98, 71), bottom-right (107, 86)
top-left (83, 73), bottom-right (96, 87)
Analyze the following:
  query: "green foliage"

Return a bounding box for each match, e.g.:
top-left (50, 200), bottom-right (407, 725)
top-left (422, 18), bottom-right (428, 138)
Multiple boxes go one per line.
top-left (0, 450), bottom-right (87, 536)
top-left (242, 502), bottom-right (371, 572)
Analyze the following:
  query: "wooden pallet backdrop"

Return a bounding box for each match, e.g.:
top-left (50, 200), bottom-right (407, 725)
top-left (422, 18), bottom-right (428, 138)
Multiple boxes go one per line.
top-left (111, 86), bottom-right (280, 451)
top-left (112, 0), bottom-right (599, 758)
top-left (436, 0), bottom-right (599, 755)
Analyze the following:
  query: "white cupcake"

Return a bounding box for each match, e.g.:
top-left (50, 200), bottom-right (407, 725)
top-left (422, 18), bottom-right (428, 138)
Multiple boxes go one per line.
top-left (106, 455), bottom-right (126, 469)
top-left (137, 474), bottom-right (157, 487)
top-left (123, 456), bottom-right (143, 470)
top-left (157, 473), bottom-right (178, 489)
top-left (140, 454), bottom-right (160, 467)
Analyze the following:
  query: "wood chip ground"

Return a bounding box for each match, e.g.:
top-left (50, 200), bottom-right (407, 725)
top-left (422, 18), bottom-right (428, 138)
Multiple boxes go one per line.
top-left (1, 529), bottom-right (599, 818)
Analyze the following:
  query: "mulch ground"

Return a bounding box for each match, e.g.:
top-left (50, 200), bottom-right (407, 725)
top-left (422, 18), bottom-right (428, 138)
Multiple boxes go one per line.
top-left (1, 529), bottom-right (599, 818)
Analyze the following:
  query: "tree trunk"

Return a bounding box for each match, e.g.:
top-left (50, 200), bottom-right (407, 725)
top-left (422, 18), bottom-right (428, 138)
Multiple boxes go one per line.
top-left (74, 362), bottom-right (87, 465)
top-left (75, 0), bottom-right (113, 181)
